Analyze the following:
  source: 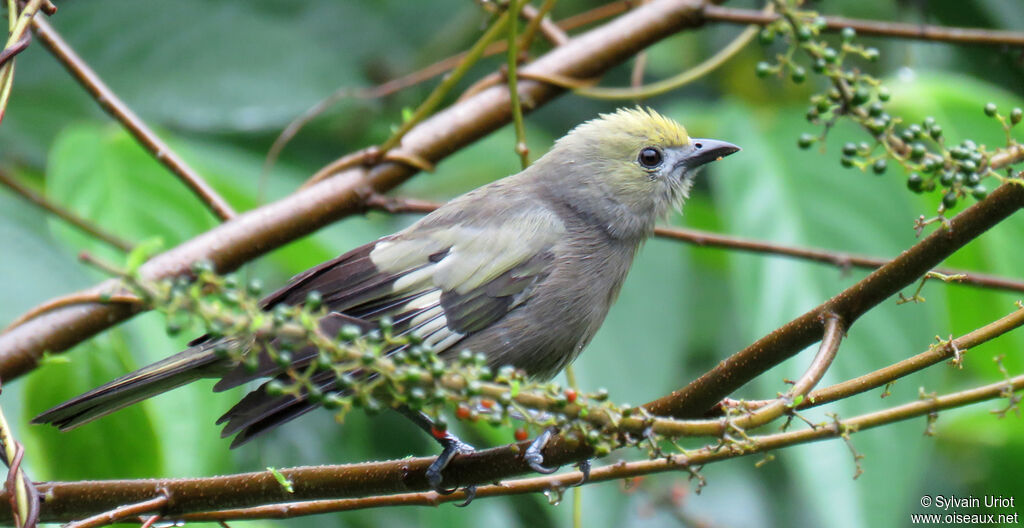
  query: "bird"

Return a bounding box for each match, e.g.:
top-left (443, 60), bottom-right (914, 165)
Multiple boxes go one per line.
top-left (33, 107), bottom-right (739, 493)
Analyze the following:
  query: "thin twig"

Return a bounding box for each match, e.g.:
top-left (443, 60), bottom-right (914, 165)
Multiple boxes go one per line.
top-left (799, 305), bottom-right (1024, 409)
top-left (304, 9), bottom-right (512, 188)
top-left (519, 9), bottom-right (764, 101)
top-left (363, 194), bottom-right (1024, 294)
top-left (3, 291), bottom-right (142, 333)
top-left (702, 5), bottom-right (1024, 47)
top-left (30, 18), bottom-right (236, 221)
top-left (520, 0), bottom-right (567, 47)
top-left (377, 10), bottom-right (511, 155)
top-left (0, 168), bottom-right (134, 252)
top-left (63, 495), bottom-right (168, 528)
top-left (507, 0), bottom-right (530, 168)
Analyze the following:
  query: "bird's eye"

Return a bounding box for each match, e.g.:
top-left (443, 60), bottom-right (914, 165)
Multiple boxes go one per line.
top-left (638, 147), bottom-right (663, 169)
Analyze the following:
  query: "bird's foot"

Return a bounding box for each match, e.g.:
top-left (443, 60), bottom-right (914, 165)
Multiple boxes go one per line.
top-left (524, 428), bottom-right (560, 474)
top-left (524, 428), bottom-right (592, 486)
top-left (427, 433), bottom-right (478, 506)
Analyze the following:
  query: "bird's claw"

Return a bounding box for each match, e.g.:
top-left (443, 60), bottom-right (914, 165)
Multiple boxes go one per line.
top-left (426, 435), bottom-right (476, 491)
top-left (524, 428), bottom-right (561, 474)
top-left (574, 459), bottom-right (591, 487)
top-left (454, 485), bottom-right (477, 507)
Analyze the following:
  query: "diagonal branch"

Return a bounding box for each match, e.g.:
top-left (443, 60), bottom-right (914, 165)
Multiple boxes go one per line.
top-left (0, 167), bottom-right (134, 252)
top-left (645, 181), bottom-right (1024, 419)
top-left (0, 0), bottom-right (718, 381)
top-left (365, 194), bottom-right (1024, 294)
top-left (30, 18), bottom-right (236, 222)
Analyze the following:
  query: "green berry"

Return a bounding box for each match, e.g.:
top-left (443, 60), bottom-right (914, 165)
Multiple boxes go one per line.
top-left (796, 26), bottom-right (813, 42)
top-left (929, 125), bottom-right (942, 139)
top-left (798, 133), bottom-right (815, 149)
top-left (877, 87), bottom-right (891, 102)
top-left (910, 143), bottom-right (926, 160)
top-left (984, 102), bottom-right (998, 117)
top-left (822, 47), bottom-right (838, 63)
top-left (942, 192), bottom-right (958, 209)
top-left (939, 171), bottom-right (955, 187)
top-left (851, 87), bottom-right (870, 106)
top-left (961, 160), bottom-right (977, 173)
top-left (923, 116), bottom-right (936, 128)
top-left (305, 290), bottom-right (323, 310)
top-left (864, 47), bottom-right (880, 61)
top-left (966, 172), bottom-right (981, 186)
top-left (247, 278), bottom-right (263, 296)
top-left (791, 66), bottom-right (807, 84)
top-left (755, 61), bottom-right (773, 78)
top-left (842, 142), bottom-right (858, 157)
top-left (266, 380), bottom-right (286, 396)
top-left (907, 173), bottom-right (924, 193)
top-left (840, 156), bottom-right (855, 168)
top-left (1011, 108), bottom-right (1022, 125)
top-left (758, 28), bottom-right (776, 46)
top-left (872, 159), bottom-right (887, 175)
top-left (841, 27), bottom-right (856, 42)
top-left (816, 98), bottom-right (831, 113)
top-left (971, 185), bottom-right (988, 200)
top-left (812, 58), bottom-right (827, 73)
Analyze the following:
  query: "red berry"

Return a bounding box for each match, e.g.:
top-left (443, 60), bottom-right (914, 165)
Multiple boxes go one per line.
top-left (480, 399), bottom-right (494, 409)
top-left (565, 389), bottom-right (577, 404)
top-left (514, 427), bottom-right (528, 442)
top-left (455, 404), bottom-right (471, 420)
top-left (430, 426), bottom-right (447, 440)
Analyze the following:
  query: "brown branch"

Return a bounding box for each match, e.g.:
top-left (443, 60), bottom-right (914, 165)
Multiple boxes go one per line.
top-left (30, 18), bottom-right (236, 222)
top-left (800, 304), bottom-right (1024, 409)
top-left (9, 371), bottom-right (1023, 524)
top-left (0, 0), bottom-right (720, 381)
top-left (645, 181), bottom-right (1024, 419)
top-left (0, 168), bottom-right (134, 252)
top-left (702, 5), bottom-right (1024, 47)
top-left (651, 226), bottom-right (1024, 293)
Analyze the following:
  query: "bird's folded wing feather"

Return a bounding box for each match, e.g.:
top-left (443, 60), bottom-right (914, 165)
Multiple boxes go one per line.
top-left (216, 205), bottom-right (567, 446)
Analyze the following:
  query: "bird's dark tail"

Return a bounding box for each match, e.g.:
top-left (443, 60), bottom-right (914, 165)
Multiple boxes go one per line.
top-left (31, 338), bottom-right (231, 431)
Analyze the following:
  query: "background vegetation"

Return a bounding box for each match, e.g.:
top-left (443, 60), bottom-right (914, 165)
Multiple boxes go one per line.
top-left (1, 0), bottom-right (1022, 526)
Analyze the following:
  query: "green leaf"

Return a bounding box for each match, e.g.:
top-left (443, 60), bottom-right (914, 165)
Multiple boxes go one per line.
top-left (22, 331), bottom-right (164, 480)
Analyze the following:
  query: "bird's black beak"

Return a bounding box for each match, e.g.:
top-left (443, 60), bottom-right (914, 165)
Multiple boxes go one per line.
top-left (681, 138), bottom-right (741, 168)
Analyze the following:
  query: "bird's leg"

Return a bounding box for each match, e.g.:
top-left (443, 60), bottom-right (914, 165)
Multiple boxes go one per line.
top-left (524, 427), bottom-right (560, 474)
top-left (397, 406), bottom-right (477, 504)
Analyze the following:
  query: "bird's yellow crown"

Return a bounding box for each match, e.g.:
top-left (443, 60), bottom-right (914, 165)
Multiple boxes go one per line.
top-left (564, 107), bottom-right (689, 149)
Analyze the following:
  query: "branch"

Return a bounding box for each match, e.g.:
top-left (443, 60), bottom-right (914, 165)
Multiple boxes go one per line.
top-left (365, 193), bottom-right (1024, 294)
top-left (30, 18), bottom-right (236, 222)
top-left (9, 371), bottom-right (1023, 524)
top-left (645, 181), bottom-right (1024, 419)
top-left (0, 0), bottom-right (718, 381)
top-left (0, 168), bottom-right (134, 252)
top-left (702, 5), bottom-right (1024, 47)
top-left (801, 304), bottom-right (1024, 409)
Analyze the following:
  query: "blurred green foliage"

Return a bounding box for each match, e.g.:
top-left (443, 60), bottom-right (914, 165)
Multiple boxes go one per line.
top-left (1, 1), bottom-right (1022, 527)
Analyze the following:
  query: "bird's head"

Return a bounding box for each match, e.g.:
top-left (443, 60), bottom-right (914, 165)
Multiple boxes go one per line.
top-left (532, 107), bottom-right (739, 240)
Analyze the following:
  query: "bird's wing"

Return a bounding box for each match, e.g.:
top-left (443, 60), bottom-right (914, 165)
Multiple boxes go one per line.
top-left (216, 206), bottom-right (566, 446)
